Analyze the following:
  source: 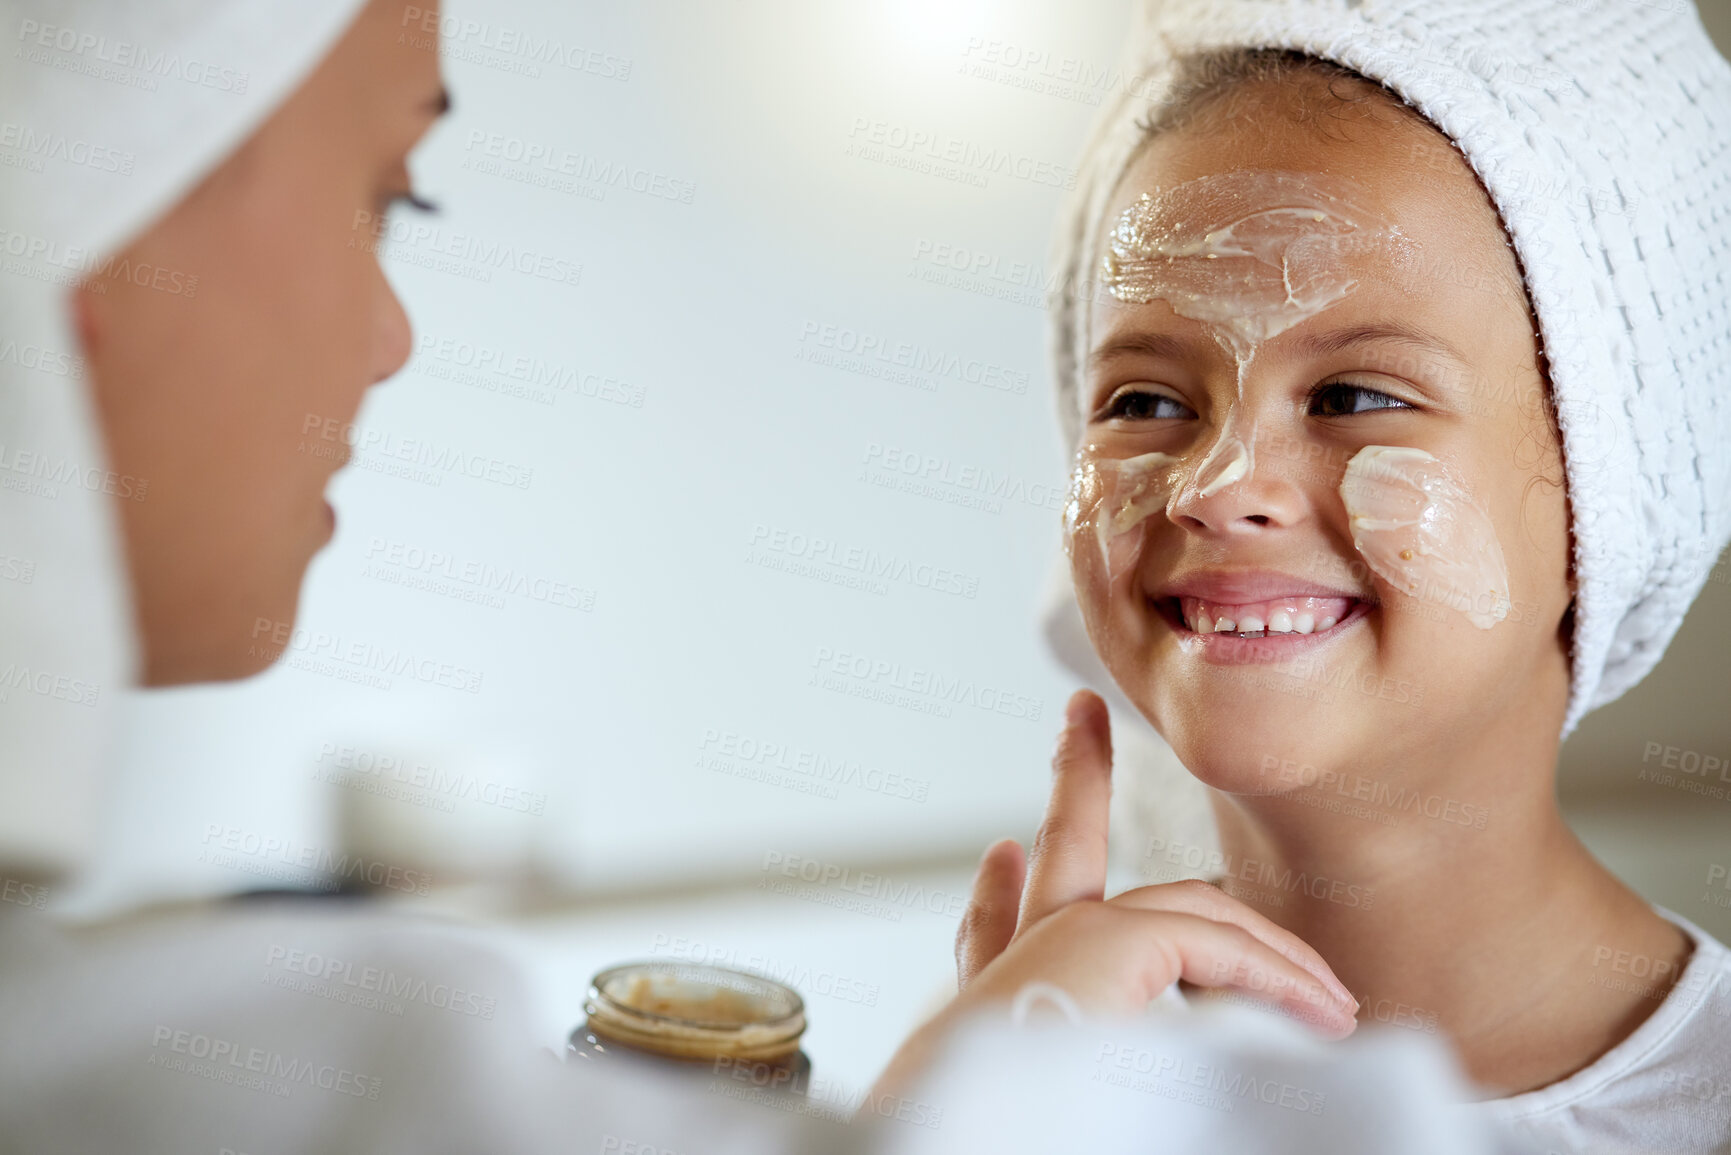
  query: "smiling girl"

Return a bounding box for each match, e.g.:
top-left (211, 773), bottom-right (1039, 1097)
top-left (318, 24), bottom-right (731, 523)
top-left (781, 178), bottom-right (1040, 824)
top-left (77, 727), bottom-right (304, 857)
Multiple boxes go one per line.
top-left (879, 4), bottom-right (1731, 1151)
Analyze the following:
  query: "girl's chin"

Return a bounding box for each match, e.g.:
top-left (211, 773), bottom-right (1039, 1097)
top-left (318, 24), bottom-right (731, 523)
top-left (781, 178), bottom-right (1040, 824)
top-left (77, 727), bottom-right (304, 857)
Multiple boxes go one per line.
top-left (1172, 732), bottom-right (1323, 794)
top-left (1143, 667), bottom-right (1353, 730)
top-left (1142, 691), bottom-right (1370, 791)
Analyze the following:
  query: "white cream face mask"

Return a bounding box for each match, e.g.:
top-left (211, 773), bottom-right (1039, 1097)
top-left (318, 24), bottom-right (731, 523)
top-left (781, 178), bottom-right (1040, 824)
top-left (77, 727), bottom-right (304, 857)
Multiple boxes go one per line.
top-left (1065, 449), bottom-right (1184, 584)
top-left (1098, 170), bottom-right (1409, 501)
top-left (1339, 446), bottom-right (1511, 629)
top-left (1066, 170), bottom-right (1511, 633)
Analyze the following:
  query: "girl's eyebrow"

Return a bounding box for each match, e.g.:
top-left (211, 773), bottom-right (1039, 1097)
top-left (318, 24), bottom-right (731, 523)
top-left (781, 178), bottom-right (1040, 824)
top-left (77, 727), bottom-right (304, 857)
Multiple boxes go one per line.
top-left (1088, 331), bottom-right (1192, 369)
top-left (1286, 321), bottom-right (1470, 366)
top-left (1089, 321), bottom-right (1469, 372)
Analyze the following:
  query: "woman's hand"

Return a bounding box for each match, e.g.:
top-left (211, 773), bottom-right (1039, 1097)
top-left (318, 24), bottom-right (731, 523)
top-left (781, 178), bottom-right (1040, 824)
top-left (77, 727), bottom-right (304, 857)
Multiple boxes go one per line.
top-left (873, 690), bottom-right (1357, 1099)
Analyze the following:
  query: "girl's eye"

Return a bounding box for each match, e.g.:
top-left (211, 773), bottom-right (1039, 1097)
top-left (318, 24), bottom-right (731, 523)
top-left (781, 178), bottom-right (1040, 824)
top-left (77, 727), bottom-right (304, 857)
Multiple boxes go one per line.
top-left (1308, 380), bottom-right (1413, 418)
top-left (1100, 387), bottom-right (1192, 422)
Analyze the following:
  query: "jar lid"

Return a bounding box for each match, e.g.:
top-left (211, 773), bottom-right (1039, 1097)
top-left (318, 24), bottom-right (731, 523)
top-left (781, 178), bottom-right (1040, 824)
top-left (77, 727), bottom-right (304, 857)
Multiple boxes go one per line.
top-left (583, 961), bottom-right (806, 1063)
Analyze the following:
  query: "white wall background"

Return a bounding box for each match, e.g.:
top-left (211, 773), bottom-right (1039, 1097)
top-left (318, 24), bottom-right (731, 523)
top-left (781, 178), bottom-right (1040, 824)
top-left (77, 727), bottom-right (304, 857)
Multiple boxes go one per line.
top-left (69, 0), bottom-right (1144, 913)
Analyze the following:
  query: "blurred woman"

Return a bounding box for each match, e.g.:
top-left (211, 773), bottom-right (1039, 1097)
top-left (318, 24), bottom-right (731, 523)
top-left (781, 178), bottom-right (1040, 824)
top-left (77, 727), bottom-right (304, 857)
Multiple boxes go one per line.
top-left (0, 3), bottom-right (859, 1150)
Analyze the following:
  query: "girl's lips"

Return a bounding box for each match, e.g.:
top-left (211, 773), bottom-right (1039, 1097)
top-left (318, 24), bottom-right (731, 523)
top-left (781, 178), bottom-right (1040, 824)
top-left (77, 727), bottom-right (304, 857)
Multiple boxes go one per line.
top-left (1153, 596), bottom-right (1372, 665)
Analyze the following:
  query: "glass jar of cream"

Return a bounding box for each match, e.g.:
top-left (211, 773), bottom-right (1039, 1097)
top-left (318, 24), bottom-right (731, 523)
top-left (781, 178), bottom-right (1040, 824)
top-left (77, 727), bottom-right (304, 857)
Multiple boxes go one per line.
top-left (568, 961), bottom-right (810, 1091)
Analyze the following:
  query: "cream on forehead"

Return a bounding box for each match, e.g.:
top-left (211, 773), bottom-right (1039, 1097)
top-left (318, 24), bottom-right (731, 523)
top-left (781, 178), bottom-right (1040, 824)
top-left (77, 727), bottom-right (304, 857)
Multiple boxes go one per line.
top-left (1340, 446), bottom-right (1511, 630)
top-left (1100, 170), bottom-right (1409, 360)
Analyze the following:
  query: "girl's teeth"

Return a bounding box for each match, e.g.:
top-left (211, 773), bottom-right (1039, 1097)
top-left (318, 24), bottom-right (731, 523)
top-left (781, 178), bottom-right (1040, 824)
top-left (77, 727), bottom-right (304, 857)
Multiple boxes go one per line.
top-left (1177, 595), bottom-right (1355, 635)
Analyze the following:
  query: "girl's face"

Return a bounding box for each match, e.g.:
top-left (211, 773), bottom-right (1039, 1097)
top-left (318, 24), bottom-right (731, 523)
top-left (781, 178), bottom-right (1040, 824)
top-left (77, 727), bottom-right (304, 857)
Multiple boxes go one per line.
top-left (1070, 83), bottom-right (1574, 795)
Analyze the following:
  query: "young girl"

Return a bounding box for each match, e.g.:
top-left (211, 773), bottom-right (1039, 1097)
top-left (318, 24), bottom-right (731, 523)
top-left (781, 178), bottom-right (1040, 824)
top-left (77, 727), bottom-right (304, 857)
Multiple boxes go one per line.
top-left (881, 4), bottom-right (1731, 1151)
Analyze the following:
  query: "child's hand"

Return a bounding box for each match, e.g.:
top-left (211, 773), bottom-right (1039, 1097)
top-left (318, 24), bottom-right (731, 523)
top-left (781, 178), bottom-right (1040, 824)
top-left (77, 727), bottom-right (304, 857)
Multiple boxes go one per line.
top-left (874, 691), bottom-right (1356, 1101)
top-left (952, 689), bottom-right (1358, 1033)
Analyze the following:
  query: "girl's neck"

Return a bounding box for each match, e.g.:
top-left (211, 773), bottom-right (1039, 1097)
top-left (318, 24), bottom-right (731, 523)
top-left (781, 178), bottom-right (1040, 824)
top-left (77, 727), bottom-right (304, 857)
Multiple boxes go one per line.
top-left (1204, 726), bottom-right (1692, 1096)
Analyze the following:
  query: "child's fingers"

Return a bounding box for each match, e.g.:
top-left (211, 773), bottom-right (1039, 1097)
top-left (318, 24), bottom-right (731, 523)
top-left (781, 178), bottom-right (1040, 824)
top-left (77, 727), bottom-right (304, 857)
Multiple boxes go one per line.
top-left (1017, 690), bottom-right (1114, 929)
top-left (1108, 880), bottom-right (1357, 1009)
top-left (968, 903), bottom-right (1357, 1038)
top-left (1159, 911), bottom-right (1360, 1039)
top-left (955, 838), bottom-right (1027, 989)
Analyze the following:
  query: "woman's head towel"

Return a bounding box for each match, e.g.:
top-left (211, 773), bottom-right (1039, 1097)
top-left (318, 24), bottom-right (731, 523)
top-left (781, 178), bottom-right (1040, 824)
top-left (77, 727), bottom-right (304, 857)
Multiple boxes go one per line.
top-left (1047, 0), bottom-right (1731, 739)
top-left (0, 0), bottom-right (370, 877)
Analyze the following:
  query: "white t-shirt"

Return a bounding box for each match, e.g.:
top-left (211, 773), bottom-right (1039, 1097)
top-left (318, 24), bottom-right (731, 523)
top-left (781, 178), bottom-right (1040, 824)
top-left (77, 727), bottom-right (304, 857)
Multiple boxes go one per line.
top-left (1476, 908), bottom-right (1731, 1154)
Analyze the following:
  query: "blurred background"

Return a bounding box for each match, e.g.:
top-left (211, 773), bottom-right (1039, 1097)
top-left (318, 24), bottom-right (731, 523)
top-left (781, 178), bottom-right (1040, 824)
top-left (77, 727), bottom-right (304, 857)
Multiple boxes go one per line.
top-left (60, 0), bottom-right (1731, 1094)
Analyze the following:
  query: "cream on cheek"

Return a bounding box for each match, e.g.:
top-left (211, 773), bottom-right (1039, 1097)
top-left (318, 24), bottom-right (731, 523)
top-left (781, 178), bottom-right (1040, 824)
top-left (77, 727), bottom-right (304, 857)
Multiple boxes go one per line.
top-left (1340, 446), bottom-right (1511, 629)
top-left (1065, 449), bottom-right (1184, 582)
